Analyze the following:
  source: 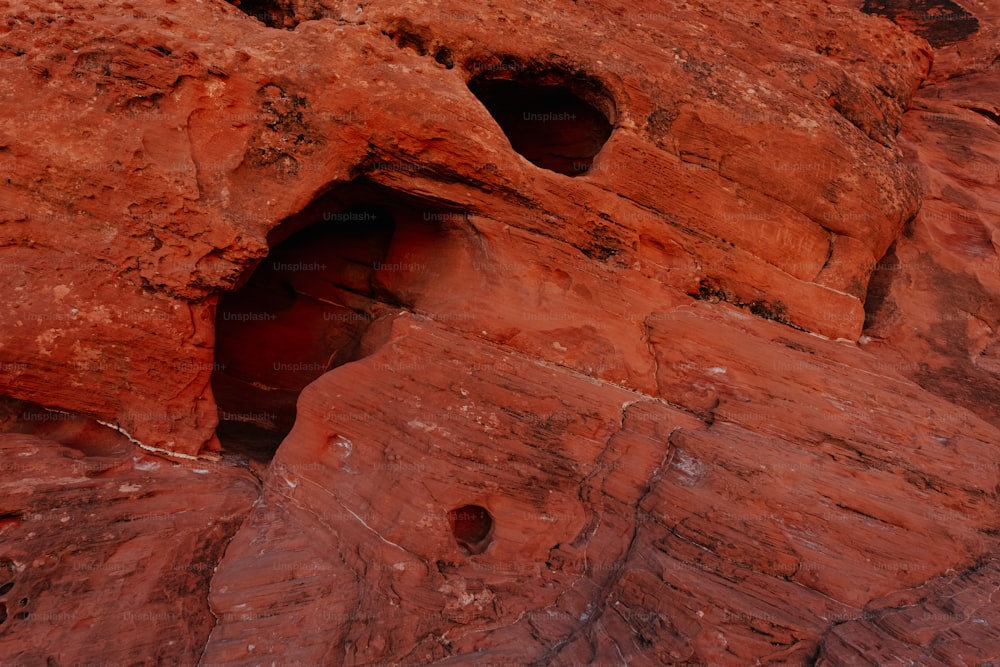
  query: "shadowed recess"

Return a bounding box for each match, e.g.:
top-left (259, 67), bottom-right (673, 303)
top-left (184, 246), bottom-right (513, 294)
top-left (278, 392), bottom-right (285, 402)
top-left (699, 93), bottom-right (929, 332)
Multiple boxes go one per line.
top-left (468, 68), bottom-right (615, 176)
top-left (212, 181), bottom-right (464, 461)
top-left (212, 205), bottom-right (395, 460)
top-left (861, 0), bottom-right (978, 46)
top-left (863, 242), bottom-right (900, 331)
top-left (0, 396), bottom-right (132, 457)
top-left (224, 0), bottom-right (299, 29)
top-left (448, 504), bottom-right (494, 555)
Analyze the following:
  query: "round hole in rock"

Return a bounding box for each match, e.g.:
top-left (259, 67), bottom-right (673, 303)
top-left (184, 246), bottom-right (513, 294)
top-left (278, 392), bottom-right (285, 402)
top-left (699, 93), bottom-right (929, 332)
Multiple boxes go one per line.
top-left (447, 504), bottom-right (493, 554)
top-left (468, 68), bottom-right (615, 176)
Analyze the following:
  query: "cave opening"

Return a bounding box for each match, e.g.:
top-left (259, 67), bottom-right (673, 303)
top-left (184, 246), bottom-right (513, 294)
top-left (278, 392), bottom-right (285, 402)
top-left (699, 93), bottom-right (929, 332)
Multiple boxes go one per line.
top-left (468, 67), bottom-right (615, 176)
top-left (211, 180), bottom-right (456, 461)
top-left (861, 0), bottom-right (978, 47)
top-left (224, 0), bottom-right (298, 29)
top-left (447, 504), bottom-right (494, 555)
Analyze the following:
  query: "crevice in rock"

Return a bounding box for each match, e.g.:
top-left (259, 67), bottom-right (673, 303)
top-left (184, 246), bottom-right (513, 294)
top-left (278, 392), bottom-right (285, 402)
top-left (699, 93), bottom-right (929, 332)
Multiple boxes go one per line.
top-left (818, 231), bottom-right (836, 276)
top-left (692, 280), bottom-right (796, 329)
top-left (641, 317), bottom-right (662, 401)
top-left (862, 242), bottom-right (900, 332)
top-left (826, 93), bottom-right (894, 149)
top-left (0, 396), bottom-right (132, 457)
top-left (537, 408), bottom-right (676, 664)
top-left (196, 492), bottom-right (262, 667)
top-left (211, 179), bottom-right (465, 462)
top-left (861, 0), bottom-right (979, 47)
top-left (467, 61), bottom-right (616, 176)
top-left (958, 103), bottom-right (1000, 129)
top-left (834, 503), bottom-right (899, 529)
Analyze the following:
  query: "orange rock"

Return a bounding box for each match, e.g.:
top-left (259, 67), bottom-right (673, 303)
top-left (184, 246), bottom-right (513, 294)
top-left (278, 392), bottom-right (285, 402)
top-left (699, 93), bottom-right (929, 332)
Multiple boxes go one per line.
top-left (0, 0), bottom-right (998, 663)
top-left (0, 403), bottom-right (259, 664)
top-left (0, 0), bottom-right (929, 454)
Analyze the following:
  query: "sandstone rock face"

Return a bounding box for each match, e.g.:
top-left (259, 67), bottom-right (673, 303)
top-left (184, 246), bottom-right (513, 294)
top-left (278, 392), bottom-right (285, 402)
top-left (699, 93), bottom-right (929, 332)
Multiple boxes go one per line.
top-left (862, 0), bottom-right (1000, 430)
top-left (1, 0), bottom-right (930, 454)
top-left (815, 556), bottom-right (1000, 665)
top-left (1, 0), bottom-right (999, 664)
top-left (0, 401), bottom-right (260, 665)
top-left (809, 0), bottom-right (1000, 658)
top-left (202, 311), bottom-right (1000, 665)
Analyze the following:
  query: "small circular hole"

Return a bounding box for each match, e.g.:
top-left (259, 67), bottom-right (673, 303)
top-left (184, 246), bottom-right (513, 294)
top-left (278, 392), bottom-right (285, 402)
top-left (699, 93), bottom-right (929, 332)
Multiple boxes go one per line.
top-left (447, 504), bottom-right (493, 554)
top-left (0, 582), bottom-right (12, 595)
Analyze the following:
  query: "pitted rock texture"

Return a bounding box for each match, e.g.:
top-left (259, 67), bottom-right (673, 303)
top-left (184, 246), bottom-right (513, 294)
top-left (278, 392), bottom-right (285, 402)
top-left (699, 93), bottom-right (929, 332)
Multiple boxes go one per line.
top-left (1, 0), bottom-right (1000, 665)
top-left (0, 0), bottom-right (930, 455)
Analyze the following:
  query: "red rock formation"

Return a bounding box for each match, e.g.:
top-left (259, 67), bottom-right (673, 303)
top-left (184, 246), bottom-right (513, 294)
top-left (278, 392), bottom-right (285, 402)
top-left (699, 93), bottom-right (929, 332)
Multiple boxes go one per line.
top-left (0, 401), bottom-right (259, 664)
top-left (815, 557), bottom-right (1000, 664)
top-left (200, 311), bottom-right (1000, 665)
top-left (0, 0), bottom-right (931, 455)
top-left (809, 0), bottom-right (1000, 660)
top-left (0, 0), bottom-right (998, 664)
top-left (862, 0), bottom-right (1000, 429)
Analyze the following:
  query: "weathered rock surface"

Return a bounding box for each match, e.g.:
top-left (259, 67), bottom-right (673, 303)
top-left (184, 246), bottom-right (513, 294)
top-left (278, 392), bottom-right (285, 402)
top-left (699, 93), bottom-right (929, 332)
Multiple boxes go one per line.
top-left (0, 0), bottom-right (999, 664)
top-left (0, 400), bottom-right (260, 665)
top-left (815, 556), bottom-right (1000, 665)
top-left (808, 0), bottom-right (1000, 658)
top-left (862, 3), bottom-right (1000, 429)
top-left (0, 0), bottom-right (930, 454)
top-left (201, 311), bottom-right (1000, 665)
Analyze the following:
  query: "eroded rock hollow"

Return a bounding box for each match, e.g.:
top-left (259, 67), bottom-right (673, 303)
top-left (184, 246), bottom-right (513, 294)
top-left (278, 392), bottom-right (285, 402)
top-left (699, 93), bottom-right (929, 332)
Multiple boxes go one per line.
top-left (1, 0), bottom-right (1000, 663)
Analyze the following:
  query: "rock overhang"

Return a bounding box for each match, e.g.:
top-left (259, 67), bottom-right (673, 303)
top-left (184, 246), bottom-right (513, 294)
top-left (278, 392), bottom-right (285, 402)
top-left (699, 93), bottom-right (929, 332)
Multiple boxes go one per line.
top-left (3, 0), bottom-right (1000, 664)
top-left (0, 0), bottom-right (931, 457)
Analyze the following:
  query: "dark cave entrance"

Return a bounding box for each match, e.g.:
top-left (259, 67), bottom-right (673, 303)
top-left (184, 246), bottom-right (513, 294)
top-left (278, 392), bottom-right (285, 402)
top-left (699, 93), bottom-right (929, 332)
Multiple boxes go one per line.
top-left (861, 0), bottom-right (978, 47)
top-left (212, 180), bottom-right (455, 461)
top-left (224, 0), bottom-right (299, 29)
top-left (468, 67), bottom-right (615, 176)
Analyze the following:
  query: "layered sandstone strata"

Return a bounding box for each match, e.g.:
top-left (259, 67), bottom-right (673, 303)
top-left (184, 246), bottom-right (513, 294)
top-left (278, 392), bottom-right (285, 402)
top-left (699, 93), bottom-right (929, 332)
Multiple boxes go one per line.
top-left (1, 0), bottom-right (999, 664)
